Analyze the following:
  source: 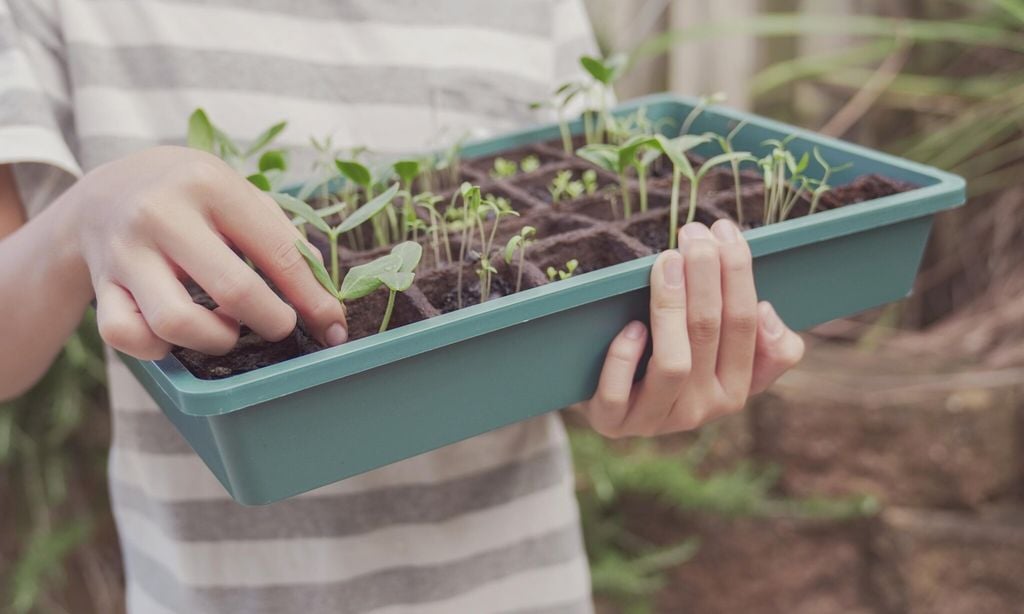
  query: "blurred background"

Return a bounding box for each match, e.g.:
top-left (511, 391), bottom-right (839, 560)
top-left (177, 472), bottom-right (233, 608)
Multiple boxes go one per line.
top-left (2, 1), bottom-right (1022, 612)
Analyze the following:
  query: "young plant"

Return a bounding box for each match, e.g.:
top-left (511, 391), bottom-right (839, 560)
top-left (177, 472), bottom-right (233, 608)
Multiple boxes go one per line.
top-left (274, 184), bottom-right (399, 287)
top-left (579, 53), bottom-right (628, 144)
top-left (577, 135), bottom-right (656, 218)
top-left (503, 225), bottom-right (537, 293)
top-left (532, 82), bottom-right (585, 154)
top-left (393, 159), bottom-right (423, 240)
top-left (759, 137), bottom-right (811, 224)
top-left (712, 121), bottom-right (750, 227)
top-left (582, 169), bottom-right (598, 195)
top-left (473, 196), bottom-right (519, 303)
top-left (808, 147), bottom-right (853, 215)
top-left (336, 158), bottom-right (401, 245)
top-left (680, 92), bottom-right (727, 135)
top-left (653, 134), bottom-right (753, 248)
top-left (295, 240), bottom-right (422, 334)
top-left (413, 192), bottom-right (452, 267)
top-left (549, 170), bottom-right (585, 203)
top-left (491, 157), bottom-right (518, 179)
top-left (520, 155), bottom-right (541, 173)
top-left (187, 109), bottom-right (287, 188)
top-left (546, 259), bottom-right (579, 281)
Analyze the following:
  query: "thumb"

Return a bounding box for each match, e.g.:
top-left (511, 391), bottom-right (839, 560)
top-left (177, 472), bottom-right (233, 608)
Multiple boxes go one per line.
top-left (750, 302), bottom-right (805, 394)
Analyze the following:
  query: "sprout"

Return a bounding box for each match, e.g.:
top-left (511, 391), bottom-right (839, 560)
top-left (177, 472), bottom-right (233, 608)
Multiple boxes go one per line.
top-left (680, 92), bottom-right (727, 135)
top-left (187, 108), bottom-right (287, 188)
top-left (274, 184), bottom-right (399, 287)
top-left (520, 155), bottom-right (541, 173)
top-left (473, 195), bottom-right (519, 303)
top-left (759, 137), bottom-right (811, 224)
top-left (582, 169), bottom-right (598, 195)
top-left (712, 121), bottom-right (750, 227)
top-left (654, 134), bottom-right (753, 248)
top-left (578, 135), bottom-right (657, 218)
top-left (491, 157), bottom-right (518, 179)
top-left (579, 53), bottom-right (628, 144)
top-left (532, 82), bottom-right (585, 154)
top-left (296, 240), bottom-right (422, 334)
top-left (548, 170), bottom-right (585, 204)
top-left (503, 225), bottom-right (537, 293)
top-left (808, 147), bottom-right (853, 215)
top-left (546, 259), bottom-right (579, 281)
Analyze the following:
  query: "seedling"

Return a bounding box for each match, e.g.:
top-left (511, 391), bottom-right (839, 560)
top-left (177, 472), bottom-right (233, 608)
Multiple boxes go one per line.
top-left (520, 155), bottom-right (541, 173)
top-left (491, 157), bottom-right (518, 179)
top-left (712, 121), bottom-right (750, 226)
top-left (654, 134), bottom-right (754, 248)
top-left (808, 147), bottom-right (853, 215)
top-left (680, 92), bottom-right (727, 135)
top-left (759, 137), bottom-right (811, 224)
top-left (582, 169), bottom-right (599, 195)
top-left (532, 82), bottom-right (585, 154)
top-left (336, 158), bottom-right (402, 245)
top-left (546, 259), bottom-right (579, 281)
top-left (549, 170), bottom-right (585, 203)
top-left (503, 225), bottom-right (537, 293)
top-left (578, 135), bottom-right (657, 218)
top-left (393, 159), bottom-right (423, 240)
top-left (295, 240), bottom-right (422, 334)
top-left (473, 196), bottom-right (519, 303)
top-left (579, 53), bottom-right (627, 144)
top-left (187, 109), bottom-right (287, 188)
top-left (275, 184), bottom-right (399, 287)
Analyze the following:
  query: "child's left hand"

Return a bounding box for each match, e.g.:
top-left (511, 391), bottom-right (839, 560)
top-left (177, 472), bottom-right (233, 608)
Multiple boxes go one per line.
top-left (577, 219), bottom-right (805, 438)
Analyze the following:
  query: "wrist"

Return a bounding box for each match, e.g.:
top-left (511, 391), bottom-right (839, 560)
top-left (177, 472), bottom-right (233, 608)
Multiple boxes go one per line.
top-left (40, 187), bottom-right (94, 304)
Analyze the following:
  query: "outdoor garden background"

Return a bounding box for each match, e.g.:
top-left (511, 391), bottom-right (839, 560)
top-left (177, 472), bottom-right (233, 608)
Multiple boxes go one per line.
top-left (2, 1), bottom-right (1023, 612)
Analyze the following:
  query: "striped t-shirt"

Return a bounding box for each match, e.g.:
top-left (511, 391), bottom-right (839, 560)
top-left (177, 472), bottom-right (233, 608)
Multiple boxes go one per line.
top-left (0, 1), bottom-right (598, 612)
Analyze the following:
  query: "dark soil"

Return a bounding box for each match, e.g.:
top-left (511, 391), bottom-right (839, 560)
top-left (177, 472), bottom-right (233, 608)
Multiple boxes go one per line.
top-left (173, 135), bottom-right (917, 379)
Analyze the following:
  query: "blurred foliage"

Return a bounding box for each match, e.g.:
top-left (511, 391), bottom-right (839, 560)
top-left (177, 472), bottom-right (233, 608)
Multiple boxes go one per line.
top-left (571, 428), bottom-right (876, 613)
top-left (0, 312), bottom-right (110, 614)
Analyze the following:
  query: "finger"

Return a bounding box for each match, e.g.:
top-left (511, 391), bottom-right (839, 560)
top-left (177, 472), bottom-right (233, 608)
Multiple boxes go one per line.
top-left (679, 222), bottom-right (722, 384)
top-left (153, 210), bottom-right (297, 342)
top-left (119, 253), bottom-right (241, 355)
top-left (711, 219), bottom-right (758, 404)
top-left (95, 280), bottom-right (172, 360)
top-left (622, 251), bottom-right (690, 436)
top-left (587, 321), bottom-right (647, 437)
top-left (199, 169), bottom-right (348, 346)
top-left (750, 302), bottom-right (805, 394)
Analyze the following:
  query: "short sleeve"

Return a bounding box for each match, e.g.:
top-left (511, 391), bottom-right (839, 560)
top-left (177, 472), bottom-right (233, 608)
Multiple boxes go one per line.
top-left (0, 0), bottom-right (81, 218)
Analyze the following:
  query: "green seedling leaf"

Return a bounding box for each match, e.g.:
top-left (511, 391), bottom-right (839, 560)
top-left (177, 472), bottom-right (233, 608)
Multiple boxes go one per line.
top-left (653, 134), bottom-right (710, 177)
top-left (258, 149), bottom-right (287, 173)
top-left (244, 121), bottom-right (287, 158)
top-left (378, 270), bottom-right (415, 292)
top-left (617, 135), bottom-right (658, 169)
top-left (393, 160), bottom-right (420, 184)
top-left (579, 53), bottom-right (627, 85)
top-left (520, 155), bottom-right (541, 173)
top-left (271, 192), bottom-right (331, 234)
top-left (246, 173), bottom-right (271, 191)
top-left (339, 254), bottom-right (402, 300)
top-left (577, 144), bottom-right (620, 173)
top-left (504, 235), bottom-right (523, 263)
top-left (698, 151), bottom-right (757, 179)
top-left (390, 241), bottom-right (423, 273)
top-left (295, 240), bottom-right (337, 297)
top-left (213, 127), bottom-right (241, 159)
top-left (336, 159), bottom-right (373, 187)
top-left (337, 183), bottom-right (400, 233)
top-left (187, 109), bottom-right (215, 152)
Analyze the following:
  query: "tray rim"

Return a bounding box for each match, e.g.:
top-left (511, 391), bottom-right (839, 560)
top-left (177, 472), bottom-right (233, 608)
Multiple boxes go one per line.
top-left (122, 93), bottom-right (966, 416)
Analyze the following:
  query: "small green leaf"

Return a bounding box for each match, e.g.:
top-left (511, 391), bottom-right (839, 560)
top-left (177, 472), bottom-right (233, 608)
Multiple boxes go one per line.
top-left (246, 173), bottom-right (271, 191)
top-left (504, 235), bottom-right (523, 264)
top-left (335, 159), bottom-right (373, 187)
top-left (390, 241), bottom-right (423, 273)
top-left (270, 192), bottom-right (331, 234)
top-left (393, 160), bottom-right (421, 184)
top-left (186, 109), bottom-right (215, 152)
top-left (258, 149), bottom-right (287, 173)
top-left (580, 54), bottom-right (626, 85)
top-left (576, 144), bottom-right (620, 173)
top-left (295, 240), bottom-right (338, 297)
top-left (378, 270), bottom-right (415, 292)
top-left (244, 121), bottom-right (287, 158)
top-left (213, 128), bottom-right (241, 159)
top-left (697, 151), bottom-right (756, 180)
top-left (339, 254), bottom-right (402, 300)
top-left (336, 183), bottom-right (400, 233)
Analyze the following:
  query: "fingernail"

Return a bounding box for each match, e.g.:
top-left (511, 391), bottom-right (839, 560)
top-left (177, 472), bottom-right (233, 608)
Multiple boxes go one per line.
top-left (760, 303), bottom-right (784, 338)
top-left (712, 220), bottom-right (740, 243)
top-left (624, 321), bottom-right (646, 340)
top-left (662, 251), bottom-right (683, 288)
top-left (325, 322), bottom-right (348, 346)
top-left (682, 223), bottom-right (712, 240)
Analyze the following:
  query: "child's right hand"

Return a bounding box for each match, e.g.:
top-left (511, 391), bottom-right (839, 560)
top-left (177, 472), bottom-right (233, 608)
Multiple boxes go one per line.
top-left (63, 146), bottom-right (348, 359)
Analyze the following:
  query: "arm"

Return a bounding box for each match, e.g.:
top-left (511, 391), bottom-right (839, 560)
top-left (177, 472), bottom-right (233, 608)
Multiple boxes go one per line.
top-left (0, 148), bottom-right (348, 401)
top-left (577, 219), bottom-right (805, 437)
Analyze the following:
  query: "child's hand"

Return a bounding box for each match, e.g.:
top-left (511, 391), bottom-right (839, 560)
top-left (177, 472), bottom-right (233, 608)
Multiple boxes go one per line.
top-left (577, 220), bottom-right (804, 438)
top-left (65, 146), bottom-right (347, 359)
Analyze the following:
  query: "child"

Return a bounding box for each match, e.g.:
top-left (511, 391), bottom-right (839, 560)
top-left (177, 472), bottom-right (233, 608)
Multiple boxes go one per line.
top-left (0, 1), bottom-right (804, 612)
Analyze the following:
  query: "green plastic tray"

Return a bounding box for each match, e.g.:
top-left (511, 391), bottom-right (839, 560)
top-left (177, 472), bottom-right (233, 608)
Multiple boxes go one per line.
top-left (120, 94), bottom-right (965, 505)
